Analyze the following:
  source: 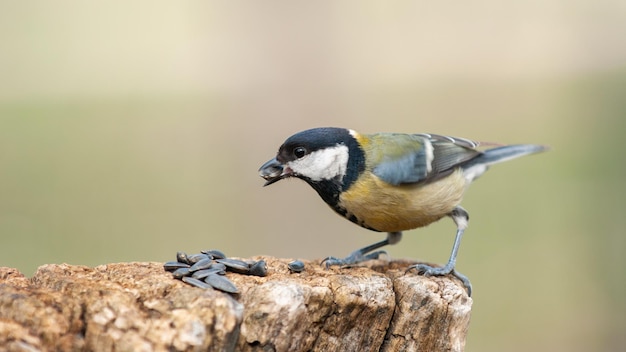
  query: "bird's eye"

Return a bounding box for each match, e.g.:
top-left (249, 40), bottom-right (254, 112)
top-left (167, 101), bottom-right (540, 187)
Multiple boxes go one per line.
top-left (294, 147), bottom-right (307, 159)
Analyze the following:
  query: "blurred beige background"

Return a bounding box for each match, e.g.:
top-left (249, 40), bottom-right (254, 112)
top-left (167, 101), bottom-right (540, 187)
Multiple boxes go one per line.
top-left (1, 1), bottom-right (624, 351)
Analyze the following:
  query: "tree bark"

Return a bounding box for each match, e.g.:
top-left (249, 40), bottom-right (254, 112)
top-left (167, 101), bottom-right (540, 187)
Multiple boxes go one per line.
top-left (0, 258), bottom-right (471, 352)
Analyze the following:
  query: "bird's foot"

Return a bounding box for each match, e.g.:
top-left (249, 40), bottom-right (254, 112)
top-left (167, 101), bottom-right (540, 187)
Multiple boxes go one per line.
top-left (406, 263), bottom-right (472, 297)
top-left (321, 250), bottom-right (387, 268)
top-left (407, 263), bottom-right (451, 276)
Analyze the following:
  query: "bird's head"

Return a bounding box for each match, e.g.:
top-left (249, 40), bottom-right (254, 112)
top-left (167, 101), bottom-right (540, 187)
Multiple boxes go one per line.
top-left (259, 127), bottom-right (358, 187)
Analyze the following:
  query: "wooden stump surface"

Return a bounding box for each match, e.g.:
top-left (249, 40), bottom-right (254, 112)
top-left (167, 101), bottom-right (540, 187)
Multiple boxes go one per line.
top-left (0, 258), bottom-right (472, 352)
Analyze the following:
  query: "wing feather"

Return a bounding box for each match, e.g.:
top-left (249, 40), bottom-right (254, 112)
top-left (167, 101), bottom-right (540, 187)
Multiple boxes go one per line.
top-left (370, 133), bottom-right (482, 185)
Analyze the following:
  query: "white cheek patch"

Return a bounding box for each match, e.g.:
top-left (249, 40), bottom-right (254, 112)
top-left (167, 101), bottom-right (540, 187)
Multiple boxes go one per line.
top-left (288, 145), bottom-right (349, 181)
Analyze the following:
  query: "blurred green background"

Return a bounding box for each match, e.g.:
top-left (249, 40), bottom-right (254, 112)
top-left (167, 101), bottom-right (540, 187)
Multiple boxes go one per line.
top-left (1, 1), bottom-right (624, 351)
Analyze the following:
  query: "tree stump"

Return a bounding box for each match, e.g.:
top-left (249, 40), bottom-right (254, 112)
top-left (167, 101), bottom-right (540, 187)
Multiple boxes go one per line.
top-left (0, 258), bottom-right (472, 352)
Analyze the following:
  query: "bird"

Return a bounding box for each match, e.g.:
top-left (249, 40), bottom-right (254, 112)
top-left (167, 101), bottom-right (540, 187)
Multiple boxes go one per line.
top-left (259, 127), bottom-right (547, 295)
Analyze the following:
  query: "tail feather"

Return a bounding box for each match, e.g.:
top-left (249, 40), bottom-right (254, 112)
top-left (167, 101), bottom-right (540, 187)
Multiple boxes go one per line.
top-left (462, 144), bottom-right (548, 182)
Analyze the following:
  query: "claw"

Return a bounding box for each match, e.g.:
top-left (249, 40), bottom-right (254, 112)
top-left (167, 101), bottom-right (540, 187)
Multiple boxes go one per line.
top-left (406, 263), bottom-right (452, 276)
top-left (363, 250), bottom-right (388, 261)
top-left (321, 249), bottom-right (387, 268)
top-left (406, 263), bottom-right (472, 297)
top-left (320, 256), bottom-right (344, 268)
top-left (452, 269), bottom-right (472, 297)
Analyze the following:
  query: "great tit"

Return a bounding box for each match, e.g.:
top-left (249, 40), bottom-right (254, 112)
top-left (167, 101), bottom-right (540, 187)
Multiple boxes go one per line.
top-left (259, 127), bottom-right (547, 295)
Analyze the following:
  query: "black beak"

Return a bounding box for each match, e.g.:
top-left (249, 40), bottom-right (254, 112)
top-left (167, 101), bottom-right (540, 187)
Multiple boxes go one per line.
top-left (259, 158), bottom-right (289, 186)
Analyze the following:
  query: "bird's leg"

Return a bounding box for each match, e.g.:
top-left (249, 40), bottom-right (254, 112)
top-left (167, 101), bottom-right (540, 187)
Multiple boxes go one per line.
top-left (322, 231), bottom-right (402, 267)
top-left (407, 206), bottom-right (473, 296)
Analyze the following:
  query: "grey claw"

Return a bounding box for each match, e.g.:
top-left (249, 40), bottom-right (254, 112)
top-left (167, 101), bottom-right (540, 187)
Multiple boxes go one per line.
top-left (363, 250), bottom-right (387, 261)
top-left (406, 264), bottom-right (472, 297)
top-left (322, 250), bottom-right (383, 268)
top-left (452, 269), bottom-right (472, 297)
top-left (321, 257), bottom-right (343, 268)
top-left (406, 263), bottom-right (449, 276)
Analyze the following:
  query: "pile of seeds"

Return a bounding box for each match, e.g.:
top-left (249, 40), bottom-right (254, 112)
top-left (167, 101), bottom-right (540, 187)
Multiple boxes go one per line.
top-left (163, 249), bottom-right (267, 294)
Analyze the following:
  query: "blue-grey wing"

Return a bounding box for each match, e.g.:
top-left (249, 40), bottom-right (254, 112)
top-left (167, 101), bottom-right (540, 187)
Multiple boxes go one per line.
top-left (371, 142), bottom-right (431, 184)
top-left (372, 133), bottom-right (482, 185)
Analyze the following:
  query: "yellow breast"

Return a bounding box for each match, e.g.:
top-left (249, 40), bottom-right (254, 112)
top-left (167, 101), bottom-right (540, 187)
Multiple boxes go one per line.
top-left (338, 169), bottom-right (467, 232)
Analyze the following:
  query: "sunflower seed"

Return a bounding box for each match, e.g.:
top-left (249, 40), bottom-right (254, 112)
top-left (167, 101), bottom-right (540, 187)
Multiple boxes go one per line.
top-left (288, 260), bottom-right (305, 273)
top-left (172, 267), bottom-right (191, 279)
top-left (216, 258), bottom-right (250, 274)
top-left (192, 267), bottom-right (225, 279)
top-left (189, 258), bottom-right (214, 272)
top-left (182, 276), bottom-right (213, 289)
top-left (164, 261), bottom-right (190, 272)
top-left (249, 260), bottom-right (267, 277)
top-left (201, 249), bottom-right (226, 259)
top-left (187, 253), bottom-right (211, 264)
top-left (204, 274), bottom-right (239, 293)
top-left (176, 252), bottom-right (190, 265)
